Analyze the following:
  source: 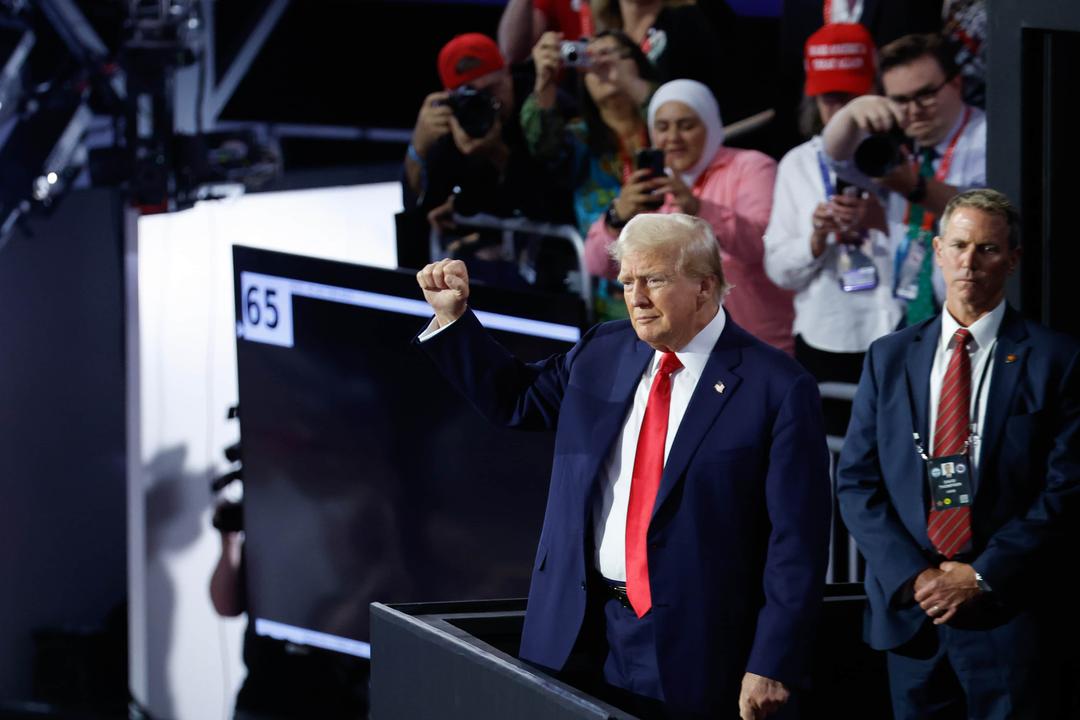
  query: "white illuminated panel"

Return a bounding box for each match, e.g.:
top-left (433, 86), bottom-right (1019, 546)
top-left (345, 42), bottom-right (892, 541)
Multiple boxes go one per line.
top-left (238, 272), bottom-right (582, 347)
top-left (254, 618), bottom-right (371, 659)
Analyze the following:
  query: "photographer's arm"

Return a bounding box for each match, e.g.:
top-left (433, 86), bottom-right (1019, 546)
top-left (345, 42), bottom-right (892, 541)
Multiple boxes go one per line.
top-left (823, 95), bottom-right (904, 163)
top-left (498, 0), bottom-right (548, 64)
top-left (405, 91), bottom-right (452, 199)
top-left (209, 529), bottom-right (245, 617)
top-left (877, 161), bottom-right (960, 216)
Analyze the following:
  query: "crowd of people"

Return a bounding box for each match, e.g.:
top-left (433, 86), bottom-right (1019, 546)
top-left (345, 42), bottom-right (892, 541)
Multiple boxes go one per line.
top-left (400, 0), bottom-right (989, 390)
top-left (401, 3), bottom-right (1078, 720)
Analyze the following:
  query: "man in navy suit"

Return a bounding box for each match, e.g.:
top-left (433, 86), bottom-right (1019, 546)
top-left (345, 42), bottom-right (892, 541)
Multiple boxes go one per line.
top-left (416, 213), bottom-right (831, 718)
top-left (837, 188), bottom-right (1080, 719)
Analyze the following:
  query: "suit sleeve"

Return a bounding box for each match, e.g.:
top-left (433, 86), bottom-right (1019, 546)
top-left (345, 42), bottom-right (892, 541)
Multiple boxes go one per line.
top-left (413, 308), bottom-right (580, 431)
top-left (745, 372), bottom-right (832, 685)
top-left (972, 345), bottom-right (1080, 595)
top-left (836, 345), bottom-right (933, 606)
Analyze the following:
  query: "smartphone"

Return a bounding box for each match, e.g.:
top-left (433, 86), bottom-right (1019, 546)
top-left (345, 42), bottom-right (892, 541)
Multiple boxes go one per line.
top-left (635, 148), bottom-right (666, 180)
top-left (837, 178), bottom-right (870, 200)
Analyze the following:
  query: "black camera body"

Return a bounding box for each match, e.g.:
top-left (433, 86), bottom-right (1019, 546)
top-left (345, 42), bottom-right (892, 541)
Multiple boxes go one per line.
top-left (446, 85), bottom-right (500, 139)
top-left (853, 125), bottom-right (911, 178)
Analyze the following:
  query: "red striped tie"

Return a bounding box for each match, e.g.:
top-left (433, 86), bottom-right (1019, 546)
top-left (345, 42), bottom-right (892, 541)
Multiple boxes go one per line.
top-left (625, 352), bottom-right (682, 618)
top-left (927, 328), bottom-right (973, 558)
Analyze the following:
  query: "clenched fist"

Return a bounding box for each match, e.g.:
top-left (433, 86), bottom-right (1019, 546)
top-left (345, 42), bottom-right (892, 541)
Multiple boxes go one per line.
top-left (417, 258), bottom-right (470, 327)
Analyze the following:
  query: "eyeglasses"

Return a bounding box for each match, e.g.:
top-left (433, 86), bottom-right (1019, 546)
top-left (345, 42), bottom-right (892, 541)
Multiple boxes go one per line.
top-left (887, 76), bottom-right (954, 109)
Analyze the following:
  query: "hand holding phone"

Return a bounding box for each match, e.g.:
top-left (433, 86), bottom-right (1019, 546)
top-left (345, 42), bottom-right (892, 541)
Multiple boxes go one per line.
top-left (635, 148), bottom-right (666, 180)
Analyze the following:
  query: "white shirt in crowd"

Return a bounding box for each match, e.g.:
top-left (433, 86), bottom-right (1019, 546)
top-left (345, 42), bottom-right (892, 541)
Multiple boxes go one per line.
top-left (764, 135), bottom-right (902, 354)
top-left (592, 305), bottom-right (726, 581)
top-left (928, 298), bottom-right (1004, 472)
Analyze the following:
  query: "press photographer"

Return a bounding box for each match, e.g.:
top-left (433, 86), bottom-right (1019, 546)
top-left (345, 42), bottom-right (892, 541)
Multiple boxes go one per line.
top-left (401, 32), bottom-right (572, 233)
top-left (821, 33), bottom-right (986, 326)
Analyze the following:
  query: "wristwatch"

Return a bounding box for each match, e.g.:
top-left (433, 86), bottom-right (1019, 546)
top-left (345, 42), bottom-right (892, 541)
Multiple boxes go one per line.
top-left (906, 174), bottom-right (928, 204)
top-left (974, 570), bottom-right (992, 593)
top-left (605, 202), bottom-right (628, 230)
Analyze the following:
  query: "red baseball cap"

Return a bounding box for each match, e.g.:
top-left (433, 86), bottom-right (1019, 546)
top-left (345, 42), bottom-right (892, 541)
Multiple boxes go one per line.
top-left (804, 23), bottom-right (876, 97)
top-left (437, 33), bottom-right (505, 90)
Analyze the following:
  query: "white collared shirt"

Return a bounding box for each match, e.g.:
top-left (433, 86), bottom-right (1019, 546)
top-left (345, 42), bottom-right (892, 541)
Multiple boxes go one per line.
top-left (592, 305), bottom-right (727, 580)
top-left (763, 136), bottom-right (902, 353)
top-left (927, 299), bottom-right (1005, 468)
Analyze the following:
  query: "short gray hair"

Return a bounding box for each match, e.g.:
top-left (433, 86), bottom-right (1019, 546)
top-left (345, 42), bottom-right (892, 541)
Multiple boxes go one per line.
top-left (608, 213), bottom-right (729, 299)
top-left (940, 188), bottom-right (1021, 250)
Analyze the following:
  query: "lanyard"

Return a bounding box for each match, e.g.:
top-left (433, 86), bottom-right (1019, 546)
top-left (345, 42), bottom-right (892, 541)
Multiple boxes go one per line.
top-left (907, 336), bottom-right (996, 460)
top-left (903, 105), bottom-right (972, 229)
top-left (816, 150), bottom-right (835, 199)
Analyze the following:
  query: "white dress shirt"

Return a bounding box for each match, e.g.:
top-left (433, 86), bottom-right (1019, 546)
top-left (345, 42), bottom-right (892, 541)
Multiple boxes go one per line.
top-left (592, 305), bottom-right (727, 580)
top-left (928, 299), bottom-right (1005, 470)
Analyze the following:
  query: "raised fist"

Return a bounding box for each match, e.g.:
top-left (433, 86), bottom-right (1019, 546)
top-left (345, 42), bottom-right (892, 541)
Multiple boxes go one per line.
top-left (417, 258), bottom-right (470, 327)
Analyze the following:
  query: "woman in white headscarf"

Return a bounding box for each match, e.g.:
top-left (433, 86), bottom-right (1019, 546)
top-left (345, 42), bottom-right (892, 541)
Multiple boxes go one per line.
top-left (585, 78), bottom-right (795, 354)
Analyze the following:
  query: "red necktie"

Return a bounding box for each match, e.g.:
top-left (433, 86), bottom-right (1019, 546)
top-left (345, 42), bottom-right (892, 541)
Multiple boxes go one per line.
top-left (625, 352), bottom-right (682, 617)
top-left (927, 328), bottom-right (973, 558)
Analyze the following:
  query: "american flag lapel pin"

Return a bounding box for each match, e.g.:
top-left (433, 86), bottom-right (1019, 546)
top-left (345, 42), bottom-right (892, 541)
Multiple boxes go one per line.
top-left (714, 381), bottom-right (725, 394)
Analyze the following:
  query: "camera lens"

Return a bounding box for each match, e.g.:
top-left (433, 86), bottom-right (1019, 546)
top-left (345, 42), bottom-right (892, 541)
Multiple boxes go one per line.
top-left (853, 126), bottom-right (910, 177)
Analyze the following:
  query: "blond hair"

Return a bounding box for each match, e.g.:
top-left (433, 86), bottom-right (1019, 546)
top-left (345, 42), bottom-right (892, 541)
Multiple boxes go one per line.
top-left (940, 188), bottom-right (1021, 249)
top-left (609, 213), bottom-right (729, 299)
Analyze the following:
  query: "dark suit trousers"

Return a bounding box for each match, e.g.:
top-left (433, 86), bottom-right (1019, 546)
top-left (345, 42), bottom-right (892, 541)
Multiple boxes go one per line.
top-left (886, 613), bottom-right (1063, 720)
top-left (564, 578), bottom-right (801, 720)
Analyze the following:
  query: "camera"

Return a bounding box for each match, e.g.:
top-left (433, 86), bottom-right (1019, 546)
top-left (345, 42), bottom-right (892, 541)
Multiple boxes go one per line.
top-left (853, 125), bottom-right (911, 178)
top-left (446, 85), bottom-right (501, 139)
top-left (560, 40), bottom-right (591, 68)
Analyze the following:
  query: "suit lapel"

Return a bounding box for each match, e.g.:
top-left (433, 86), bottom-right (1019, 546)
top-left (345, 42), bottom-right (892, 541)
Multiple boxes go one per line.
top-left (898, 316), bottom-right (939, 537)
top-left (581, 335), bottom-right (653, 498)
top-left (905, 315), bottom-right (940, 445)
top-left (650, 321), bottom-right (744, 521)
top-left (976, 307), bottom-right (1028, 491)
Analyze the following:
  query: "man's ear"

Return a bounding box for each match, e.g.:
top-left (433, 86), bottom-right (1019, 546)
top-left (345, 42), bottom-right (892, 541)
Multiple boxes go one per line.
top-left (1008, 245), bottom-right (1023, 275)
top-left (932, 235), bottom-right (944, 268)
top-left (699, 274), bottom-right (718, 303)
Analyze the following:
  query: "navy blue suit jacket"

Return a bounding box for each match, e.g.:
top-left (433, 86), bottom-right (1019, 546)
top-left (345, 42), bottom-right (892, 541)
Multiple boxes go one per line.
top-left (417, 309), bottom-right (831, 713)
top-left (837, 307), bottom-right (1080, 651)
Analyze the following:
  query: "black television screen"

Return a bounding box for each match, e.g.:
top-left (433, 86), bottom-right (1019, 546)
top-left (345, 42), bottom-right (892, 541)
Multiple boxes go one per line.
top-left (232, 246), bottom-right (584, 657)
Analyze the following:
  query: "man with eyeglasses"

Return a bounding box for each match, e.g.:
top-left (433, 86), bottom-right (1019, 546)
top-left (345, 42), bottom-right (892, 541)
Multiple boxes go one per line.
top-left (822, 33), bottom-right (986, 327)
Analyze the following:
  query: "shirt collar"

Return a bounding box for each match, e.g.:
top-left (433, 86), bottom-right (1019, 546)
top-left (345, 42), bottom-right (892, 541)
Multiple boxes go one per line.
top-left (649, 305), bottom-right (726, 382)
top-left (940, 298), bottom-right (1006, 352)
top-left (930, 104), bottom-right (972, 155)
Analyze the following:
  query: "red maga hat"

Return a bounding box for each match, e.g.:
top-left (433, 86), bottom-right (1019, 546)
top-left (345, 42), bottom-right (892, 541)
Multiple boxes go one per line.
top-left (437, 33), bottom-right (505, 90)
top-left (804, 23), bottom-right (876, 97)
